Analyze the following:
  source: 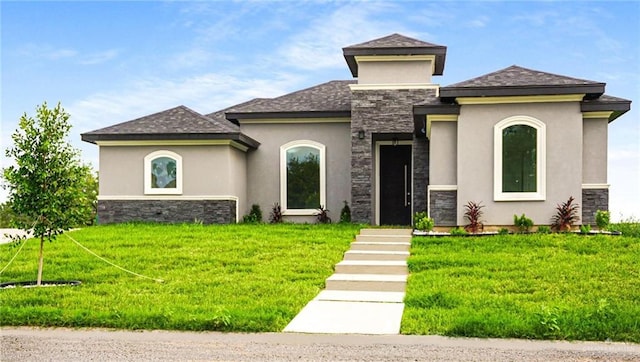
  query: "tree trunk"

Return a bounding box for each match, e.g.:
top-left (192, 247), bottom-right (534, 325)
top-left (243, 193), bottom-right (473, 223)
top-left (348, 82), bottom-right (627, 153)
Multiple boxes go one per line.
top-left (37, 237), bottom-right (44, 286)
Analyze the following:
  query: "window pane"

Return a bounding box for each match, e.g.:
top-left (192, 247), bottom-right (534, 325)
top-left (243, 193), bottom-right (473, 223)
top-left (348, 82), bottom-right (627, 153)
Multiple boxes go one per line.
top-left (502, 125), bottom-right (536, 192)
top-left (287, 146), bottom-right (320, 209)
top-left (151, 157), bottom-right (177, 188)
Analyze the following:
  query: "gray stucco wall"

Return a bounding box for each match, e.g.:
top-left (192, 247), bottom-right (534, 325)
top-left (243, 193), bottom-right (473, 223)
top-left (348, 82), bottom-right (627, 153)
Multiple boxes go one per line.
top-left (229, 147), bottom-right (248, 217)
top-left (99, 145), bottom-right (246, 197)
top-left (98, 144), bottom-right (246, 224)
top-left (429, 121), bottom-right (457, 186)
top-left (358, 60), bottom-right (433, 85)
top-left (240, 122), bottom-right (351, 222)
top-left (456, 102), bottom-right (583, 226)
top-left (350, 88), bottom-right (435, 224)
top-left (582, 117), bottom-right (608, 184)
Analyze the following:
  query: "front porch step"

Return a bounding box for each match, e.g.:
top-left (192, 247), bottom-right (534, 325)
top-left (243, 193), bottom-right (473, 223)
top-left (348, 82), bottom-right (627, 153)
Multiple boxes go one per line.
top-left (325, 274), bottom-right (407, 292)
top-left (355, 234), bottom-right (412, 243)
top-left (344, 250), bottom-right (410, 261)
top-left (315, 290), bottom-right (405, 303)
top-left (350, 241), bottom-right (410, 252)
top-left (335, 260), bottom-right (408, 275)
top-left (359, 228), bottom-right (413, 236)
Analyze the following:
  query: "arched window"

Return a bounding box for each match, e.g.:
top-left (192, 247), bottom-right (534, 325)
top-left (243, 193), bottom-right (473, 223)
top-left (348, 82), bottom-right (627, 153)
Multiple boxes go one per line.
top-left (280, 140), bottom-right (326, 215)
top-left (494, 116), bottom-right (545, 201)
top-left (144, 150), bottom-right (183, 195)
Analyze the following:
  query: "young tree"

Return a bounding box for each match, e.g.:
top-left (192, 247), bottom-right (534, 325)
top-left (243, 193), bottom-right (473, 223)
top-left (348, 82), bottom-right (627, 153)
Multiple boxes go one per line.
top-left (3, 102), bottom-right (90, 285)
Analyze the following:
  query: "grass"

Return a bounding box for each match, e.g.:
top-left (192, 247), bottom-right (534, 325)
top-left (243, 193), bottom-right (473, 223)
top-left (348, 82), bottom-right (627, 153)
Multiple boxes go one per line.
top-left (402, 227), bottom-right (640, 342)
top-left (2, 222), bottom-right (639, 342)
top-left (0, 223), bottom-right (361, 331)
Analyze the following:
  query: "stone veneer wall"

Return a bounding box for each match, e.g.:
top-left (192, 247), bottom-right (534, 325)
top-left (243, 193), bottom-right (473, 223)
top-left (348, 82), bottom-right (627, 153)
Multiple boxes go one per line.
top-left (350, 88), bottom-right (435, 224)
top-left (429, 190), bottom-right (457, 226)
top-left (97, 199), bottom-right (236, 224)
top-left (582, 188), bottom-right (608, 225)
top-left (412, 137), bottom-right (429, 213)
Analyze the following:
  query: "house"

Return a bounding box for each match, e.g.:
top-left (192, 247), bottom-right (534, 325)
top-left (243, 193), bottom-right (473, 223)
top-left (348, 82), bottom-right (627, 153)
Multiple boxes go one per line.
top-left (82, 33), bottom-right (631, 227)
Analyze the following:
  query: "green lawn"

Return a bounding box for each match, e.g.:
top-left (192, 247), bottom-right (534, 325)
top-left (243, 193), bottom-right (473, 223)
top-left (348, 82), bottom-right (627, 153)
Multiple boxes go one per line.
top-left (402, 231), bottom-right (640, 342)
top-left (0, 223), bottom-right (361, 331)
top-left (2, 223), bottom-right (639, 342)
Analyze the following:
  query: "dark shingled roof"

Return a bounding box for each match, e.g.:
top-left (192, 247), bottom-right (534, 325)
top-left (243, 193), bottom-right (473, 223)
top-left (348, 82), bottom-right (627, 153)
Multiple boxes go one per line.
top-left (345, 33), bottom-right (443, 49)
top-left (225, 80), bottom-right (355, 120)
top-left (81, 105), bottom-right (259, 148)
top-left (205, 98), bottom-right (269, 126)
top-left (343, 33), bottom-right (447, 77)
top-left (413, 94), bottom-right (460, 116)
top-left (440, 65), bottom-right (606, 99)
top-left (581, 94), bottom-right (632, 122)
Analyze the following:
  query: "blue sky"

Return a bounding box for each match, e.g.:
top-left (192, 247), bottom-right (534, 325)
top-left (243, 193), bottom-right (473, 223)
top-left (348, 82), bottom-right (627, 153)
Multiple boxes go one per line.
top-left (1, 1), bottom-right (639, 220)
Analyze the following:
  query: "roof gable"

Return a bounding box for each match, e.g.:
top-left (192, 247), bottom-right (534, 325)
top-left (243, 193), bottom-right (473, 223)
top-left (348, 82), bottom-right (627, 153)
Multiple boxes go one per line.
top-left (440, 65), bottom-right (605, 99)
top-left (343, 33), bottom-right (447, 77)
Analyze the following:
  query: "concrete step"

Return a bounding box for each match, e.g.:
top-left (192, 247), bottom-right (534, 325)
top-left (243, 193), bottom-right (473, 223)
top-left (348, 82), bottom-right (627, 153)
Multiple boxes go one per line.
top-left (355, 234), bottom-right (412, 243)
top-left (335, 260), bottom-right (408, 275)
top-left (350, 241), bottom-right (410, 252)
top-left (359, 228), bottom-right (413, 236)
top-left (315, 290), bottom-right (405, 303)
top-left (344, 250), bottom-right (410, 261)
top-left (326, 274), bottom-right (407, 292)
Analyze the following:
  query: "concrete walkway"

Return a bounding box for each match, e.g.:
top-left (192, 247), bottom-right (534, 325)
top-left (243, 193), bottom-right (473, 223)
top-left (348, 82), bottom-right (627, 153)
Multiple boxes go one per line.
top-left (284, 228), bottom-right (411, 334)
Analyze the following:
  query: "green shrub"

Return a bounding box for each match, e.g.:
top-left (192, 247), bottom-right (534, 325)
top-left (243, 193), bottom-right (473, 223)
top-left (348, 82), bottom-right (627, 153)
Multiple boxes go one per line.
top-left (580, 224), bottom-right (591, 234)
top-left (498, 228), bottom-right (509, 235)
top-left (339, 201), bottom-right (351, 223)
top-left (242, 204), bottom-right (263, 223)
top-left (513, 213), bottom-right (534, 233)
top-left (595, 210), bottom-right (610, 230)
top-left (413, 211), bottom-right (434, 232)
top-left (450, 227), bottom-right (468, 236)
top-left (537, 225), bottom-right (552, 234)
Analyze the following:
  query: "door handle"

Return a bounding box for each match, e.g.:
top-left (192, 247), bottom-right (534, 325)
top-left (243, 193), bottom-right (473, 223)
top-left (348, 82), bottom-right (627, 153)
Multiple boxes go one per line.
top-left (404, 164), bottom-right (408, 207)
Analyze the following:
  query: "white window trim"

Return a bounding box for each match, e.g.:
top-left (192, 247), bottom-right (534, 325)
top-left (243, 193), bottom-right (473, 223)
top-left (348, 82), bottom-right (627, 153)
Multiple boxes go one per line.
top-left (280, 140), bottom-right (326, 216)
top-left (144, 150), bottom-right (183, 195)
top-left (494, 116), bottom-right (546, 201)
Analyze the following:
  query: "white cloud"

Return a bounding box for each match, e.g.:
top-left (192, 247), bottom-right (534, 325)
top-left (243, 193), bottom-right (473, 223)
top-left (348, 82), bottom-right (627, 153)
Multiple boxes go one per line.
top-left (16, 43), bottom-right (119, 65)
top-left (47, 48), bottom-right (78, 60)
top-left (467, 16), bottom-right (490, 28)
top-left (276, 2), bottom-right (410, 71)
top-left (511, 10), bottom-right (558, 27)
top-left (79, 49), bottom-right (120, 65)
top-left (67, 72), bottom-right (303, 135)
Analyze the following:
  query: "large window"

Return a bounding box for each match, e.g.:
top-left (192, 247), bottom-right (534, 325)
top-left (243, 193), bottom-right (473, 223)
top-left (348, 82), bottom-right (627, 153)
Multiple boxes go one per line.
top-left (280, 140), bottom-right (326, 215)
top-left (494, 116), bottom-right (545, 201)
top-left (144, 150), bottom-right (183, 195)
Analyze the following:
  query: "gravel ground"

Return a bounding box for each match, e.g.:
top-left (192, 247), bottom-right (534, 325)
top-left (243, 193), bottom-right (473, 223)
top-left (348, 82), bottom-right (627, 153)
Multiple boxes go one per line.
top-left (1, 327), bottom-right (639, 361)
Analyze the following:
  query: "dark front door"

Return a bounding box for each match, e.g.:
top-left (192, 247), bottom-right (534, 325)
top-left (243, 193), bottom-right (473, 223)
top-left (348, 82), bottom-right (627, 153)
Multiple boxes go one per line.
top-left (379, 144), bottom-right (412, 225)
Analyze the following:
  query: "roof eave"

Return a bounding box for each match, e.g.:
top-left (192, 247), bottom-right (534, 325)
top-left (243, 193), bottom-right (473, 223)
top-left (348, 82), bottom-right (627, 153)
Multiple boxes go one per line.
top-left (225, 110), bottom-right (351, 121)
top-left (440, 84), bottom-right (605, 99)
top-left (80, 132), bottom-right (260, 149)
top-left (581, 99), bottom-right (632, 123)
top-left (413, 103), bottom-right (461, 116)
